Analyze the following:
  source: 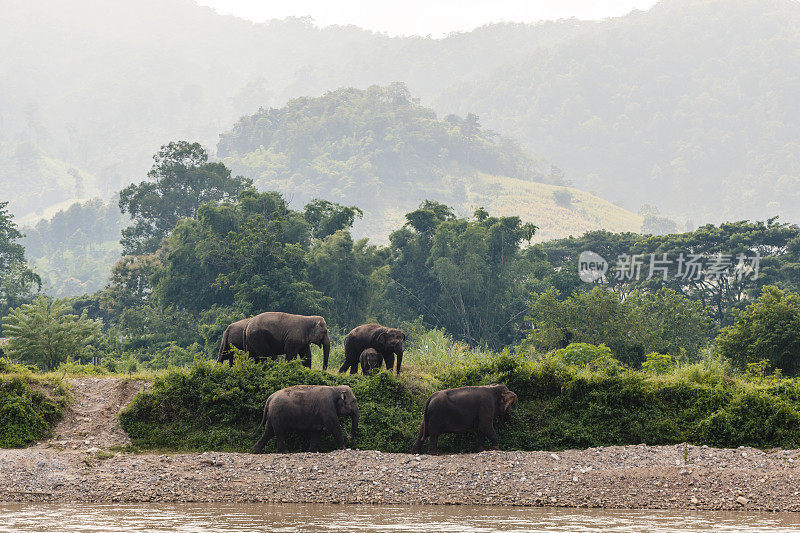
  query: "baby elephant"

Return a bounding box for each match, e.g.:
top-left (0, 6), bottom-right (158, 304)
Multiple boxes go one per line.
top-left (252, 385), bottom-right (359, 453)
top-left (412, 384), bottom-right (517, 455)
top-left (359, 348), bottom-right (382, 375)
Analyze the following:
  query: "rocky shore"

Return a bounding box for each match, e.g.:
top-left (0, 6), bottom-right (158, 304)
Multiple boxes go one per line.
top-left (0, 445), bottom-right (798, 510)
top-left (1, 378), bottom-right (798, 511)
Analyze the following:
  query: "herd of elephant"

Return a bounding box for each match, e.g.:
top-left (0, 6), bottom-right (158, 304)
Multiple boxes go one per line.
top-left (216, 312), bottom-right (404, 374)
top-left (216, 312), bottom-right (519, 454)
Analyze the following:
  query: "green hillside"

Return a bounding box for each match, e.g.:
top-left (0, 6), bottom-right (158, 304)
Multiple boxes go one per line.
top-left (220, 85), bottom-right (639, 241)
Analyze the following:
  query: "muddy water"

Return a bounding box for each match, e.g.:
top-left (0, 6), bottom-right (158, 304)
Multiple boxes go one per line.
top-left (2, 504), bottom-right (800, 532)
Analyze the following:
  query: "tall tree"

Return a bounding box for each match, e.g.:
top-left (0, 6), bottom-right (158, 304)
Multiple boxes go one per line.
top-left (119, 142), bottom-right (252, 255)
top-left (0, 201), bottom-right (40, 329)
top-left (3, 296), bottom-right (100, 370)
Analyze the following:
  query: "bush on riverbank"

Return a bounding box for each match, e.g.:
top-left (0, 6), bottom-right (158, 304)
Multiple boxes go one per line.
top-left (120, 348), bottom-right (800, 453)
top-left (0, 366), bottom-right (68, 447)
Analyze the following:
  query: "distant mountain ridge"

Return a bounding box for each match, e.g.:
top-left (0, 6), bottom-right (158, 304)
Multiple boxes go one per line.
top-left (437, 0), bottom-right (800, 224)
top-left (4, 0), bottom-right (800, 229)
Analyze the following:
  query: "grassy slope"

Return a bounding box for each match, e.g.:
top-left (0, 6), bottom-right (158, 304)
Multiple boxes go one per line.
top-left (352, 173), bottom-right (642, 243)
top-left (468, 173), bottom-right (642, 242)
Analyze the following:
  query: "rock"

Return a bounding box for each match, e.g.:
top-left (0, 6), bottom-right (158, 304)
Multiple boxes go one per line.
top-left (550, 453), bottom-right (559, 460)
top-left (736, 496), bottom-right (749, 505)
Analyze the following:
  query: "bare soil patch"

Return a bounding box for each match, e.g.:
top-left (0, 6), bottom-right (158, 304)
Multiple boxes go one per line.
top-left (36, 378), bottom-right (148, 451)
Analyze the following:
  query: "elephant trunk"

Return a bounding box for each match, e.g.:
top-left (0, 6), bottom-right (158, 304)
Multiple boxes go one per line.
top-left (322, 333), bottom-right (330, 371)
top-left (349, 406), bottom-right (359, 440)
top-left (395, 348), bottom-right (403, 373)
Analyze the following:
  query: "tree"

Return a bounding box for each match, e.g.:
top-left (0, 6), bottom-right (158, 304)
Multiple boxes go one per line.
top-left (303, 199), bottom-right (363, 240)
top-left (3, 296), bottom-right (100, 370)
top-left (154, 190), bottom-right (326, 316)
top-left (716, 286), bottom-right (800, 375)
top-left (387, 202), bottom-right (537, 347)
top-left (0, 201), bottom-right (40, 330)
top-left (524, 286), bottom-right (710, 366)
top-left (119, 142), bottom-right (252, 255)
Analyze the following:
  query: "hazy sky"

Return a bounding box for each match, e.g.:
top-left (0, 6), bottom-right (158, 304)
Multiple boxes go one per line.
top-left (196, 0), bottom-right (660, 37)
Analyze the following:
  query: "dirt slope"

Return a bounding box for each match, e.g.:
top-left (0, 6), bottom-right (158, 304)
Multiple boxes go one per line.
top-left (36, 378), bottom-right (148, 451)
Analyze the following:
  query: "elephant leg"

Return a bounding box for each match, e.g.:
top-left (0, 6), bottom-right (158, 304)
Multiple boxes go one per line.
top-left (428, 431), bottom-right (440, 455)
top-left (384, 352), bottom-right (395, 371)
top-left (299, 345), bottom-right (312, 368)
top-left (308, 431), bottom-right (321, 452)
top-left (475, 431), bottom-right (485, 452)
top-left (323, 415), bottom-right (346, 449)
top-left (483, 423), bottom-right (500, 450)
top-left (338, 361), bottom-right (350, 373)
top-left (252, 420), bottom-right (275, 454)
top-left (284, 342), bottom-right (301, 364)
top-left (273, 423), bottom-right (289, 453)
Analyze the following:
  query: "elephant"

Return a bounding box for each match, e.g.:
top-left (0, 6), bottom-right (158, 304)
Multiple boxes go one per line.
top-left (359, 348), bottom-right (382, 375)
top-left (339, 323), bottom-right (405, 374)
top-left (216, 318), bottom-right (250, 366)
top-left (411, 384), bottom-right (517, 455)
top-left (244, 312), bottom-right (331, 369)
top-left (252, 385), bottom-right (359, 453)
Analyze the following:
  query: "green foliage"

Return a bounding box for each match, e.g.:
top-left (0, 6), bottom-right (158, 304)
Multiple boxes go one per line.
top-left (21, 198), bottom-right (125, 298)
top-left (219, 85), bottom-right (546, 241)
top-left (154, 190), bottom-right (327, 317)
top-left (0, 374), bottom-right (67, 447)
top-left (0, 201), bottom-right (40, 328)
top-left (303, 200), bottom-right (363, 241)
top-left (524, 286), bottom-right (710, 366)
top-left (716, 286), bottom-right (800, 375)
top-left (121, 349), bottom-right (800, 453)
top-left (535, 219), bottom-right (800, 326)
top-left (119, 142), bottom-right (252, 255)
top-left (388, 202), bottom-right (537, 347)
top-left (641, 352), bottom-right (674, 375)
top-left (549, 343), bottom-right (625, 374)
top-left (120, 358), bottom-right (425, 453)
top-left (3, 296), bottom-right (101, 370)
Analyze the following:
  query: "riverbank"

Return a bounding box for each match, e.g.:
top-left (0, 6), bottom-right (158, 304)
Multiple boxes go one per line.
top-left (1, 377), bottom-right (799, 510)
top-left (0, 445), bottom-right (798, 510)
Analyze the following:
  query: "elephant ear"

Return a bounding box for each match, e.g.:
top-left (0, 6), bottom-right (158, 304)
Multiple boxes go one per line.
top-left (375, 329), bottom-right (387, 346)
top-left (500, 390), bottom-right (517, 412)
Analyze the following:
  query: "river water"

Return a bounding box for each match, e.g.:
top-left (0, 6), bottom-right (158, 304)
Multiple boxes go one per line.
top-left (1, 503), bottom-right (799, 532)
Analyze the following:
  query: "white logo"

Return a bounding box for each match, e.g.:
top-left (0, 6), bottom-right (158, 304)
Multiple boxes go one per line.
top-left (578, 251), bottom-right (608, 283)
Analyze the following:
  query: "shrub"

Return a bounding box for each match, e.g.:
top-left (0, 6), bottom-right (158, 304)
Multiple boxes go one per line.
top-left (716, 286), bottom-right (800, 375)
top-left (0, 375), bottom-right (67, 447)
top-left (641, 352), bottom-right (674, 374)
top-left (3, 296), bottom-right (101, 370)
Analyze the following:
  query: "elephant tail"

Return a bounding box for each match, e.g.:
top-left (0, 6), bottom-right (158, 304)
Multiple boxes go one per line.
top-left (412, 395), bottom-right (433, 453)
top-left (217, 327), bottom-right (230, 363)
top-left (257, 398), bottom-right (271, 431)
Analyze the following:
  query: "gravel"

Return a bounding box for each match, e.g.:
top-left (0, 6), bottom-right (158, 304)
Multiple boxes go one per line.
top-left (0, 445), bottom-right (798, 510)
